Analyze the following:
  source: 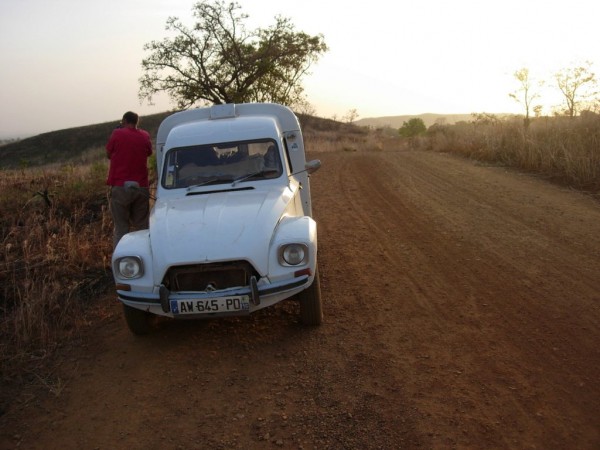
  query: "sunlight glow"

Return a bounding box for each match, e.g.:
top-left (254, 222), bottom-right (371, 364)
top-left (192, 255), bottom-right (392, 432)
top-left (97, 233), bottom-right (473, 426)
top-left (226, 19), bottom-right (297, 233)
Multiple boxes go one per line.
top-left (0, 0), bottom-right (599, 137)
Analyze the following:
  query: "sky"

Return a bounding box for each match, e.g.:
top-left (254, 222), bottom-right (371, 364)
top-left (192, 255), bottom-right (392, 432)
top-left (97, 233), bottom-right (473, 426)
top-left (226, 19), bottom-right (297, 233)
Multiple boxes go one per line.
top-left (1, 0), bottom-right (599, 138)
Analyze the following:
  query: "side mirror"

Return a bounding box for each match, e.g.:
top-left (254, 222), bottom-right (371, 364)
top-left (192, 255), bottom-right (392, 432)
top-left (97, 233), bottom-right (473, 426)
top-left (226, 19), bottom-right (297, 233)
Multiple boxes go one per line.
top-left (305, 159), bottom-right (321, 174)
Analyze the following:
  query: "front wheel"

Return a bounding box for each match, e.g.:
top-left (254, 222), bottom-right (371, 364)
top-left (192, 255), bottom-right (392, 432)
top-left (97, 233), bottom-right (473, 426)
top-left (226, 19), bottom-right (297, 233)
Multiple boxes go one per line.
top-left (122, 304), bottom-right (153, 335)
top-left (298, 267), bottom-right (323, 326)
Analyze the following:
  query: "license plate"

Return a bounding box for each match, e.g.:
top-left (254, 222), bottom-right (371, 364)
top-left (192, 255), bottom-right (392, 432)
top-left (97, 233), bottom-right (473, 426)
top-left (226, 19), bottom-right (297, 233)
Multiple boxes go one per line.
top-left (170, 296), bottom-right (250, 315)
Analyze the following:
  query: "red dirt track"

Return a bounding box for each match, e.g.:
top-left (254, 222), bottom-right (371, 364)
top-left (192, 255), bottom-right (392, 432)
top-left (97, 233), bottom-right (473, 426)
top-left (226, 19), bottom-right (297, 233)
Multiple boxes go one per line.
top-left (2, 149), bottom-right (599, 449)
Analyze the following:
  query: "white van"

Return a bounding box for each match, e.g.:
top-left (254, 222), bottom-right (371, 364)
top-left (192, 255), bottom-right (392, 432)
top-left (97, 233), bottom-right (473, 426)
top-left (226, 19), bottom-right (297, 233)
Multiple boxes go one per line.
top-left (111, 103), bottom-right (322, 334)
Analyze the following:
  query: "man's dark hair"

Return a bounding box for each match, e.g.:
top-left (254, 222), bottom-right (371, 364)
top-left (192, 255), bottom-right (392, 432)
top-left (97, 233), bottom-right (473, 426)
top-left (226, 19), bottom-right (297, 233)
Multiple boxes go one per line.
top-left (122, 111), bottom-right (139, 126)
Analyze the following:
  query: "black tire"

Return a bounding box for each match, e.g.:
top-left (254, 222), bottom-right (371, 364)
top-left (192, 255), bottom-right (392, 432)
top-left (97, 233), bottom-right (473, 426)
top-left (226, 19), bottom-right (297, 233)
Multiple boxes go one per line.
top-left (299, 267), bottom-right (323, 326)
top-left (122, 304), bottom-right (153, 335)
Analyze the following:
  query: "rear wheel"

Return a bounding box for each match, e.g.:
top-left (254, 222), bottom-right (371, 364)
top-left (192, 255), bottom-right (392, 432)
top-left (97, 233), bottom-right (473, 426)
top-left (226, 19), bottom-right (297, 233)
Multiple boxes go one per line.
top-left (299, 266), bottom-right (323, 326)
top-left (122, 304), bottom-right (153, 335)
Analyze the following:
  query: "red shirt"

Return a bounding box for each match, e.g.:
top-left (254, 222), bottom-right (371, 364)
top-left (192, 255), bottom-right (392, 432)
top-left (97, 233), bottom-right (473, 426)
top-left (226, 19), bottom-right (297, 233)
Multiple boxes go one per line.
top-left (106, 127), bottom-right (152, 187)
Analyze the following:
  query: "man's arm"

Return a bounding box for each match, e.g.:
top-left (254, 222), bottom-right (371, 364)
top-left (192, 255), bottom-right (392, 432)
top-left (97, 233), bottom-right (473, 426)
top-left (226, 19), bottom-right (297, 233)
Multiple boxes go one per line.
top-left (106, 131), bottom-right (116, 159)
top-left (144, 130), bottom-right (152, 156)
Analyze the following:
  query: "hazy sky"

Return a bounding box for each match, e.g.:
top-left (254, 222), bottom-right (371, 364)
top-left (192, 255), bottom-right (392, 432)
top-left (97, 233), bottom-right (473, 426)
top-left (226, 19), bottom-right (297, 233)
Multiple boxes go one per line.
top-left (1, 0), bottom-right (599, 137)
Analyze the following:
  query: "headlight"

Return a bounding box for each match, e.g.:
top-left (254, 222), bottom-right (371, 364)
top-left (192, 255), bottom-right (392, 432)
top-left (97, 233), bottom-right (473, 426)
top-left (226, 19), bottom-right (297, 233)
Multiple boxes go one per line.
top-left (115, 256), bottom-right (144, 279)
top-left (279, 244), bottom-right (308, 266)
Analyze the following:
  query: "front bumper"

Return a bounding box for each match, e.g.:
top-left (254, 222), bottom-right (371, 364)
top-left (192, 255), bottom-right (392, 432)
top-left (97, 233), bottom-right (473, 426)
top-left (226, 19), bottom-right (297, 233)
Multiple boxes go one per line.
top-left (117, 274), bottom-right (310, 318)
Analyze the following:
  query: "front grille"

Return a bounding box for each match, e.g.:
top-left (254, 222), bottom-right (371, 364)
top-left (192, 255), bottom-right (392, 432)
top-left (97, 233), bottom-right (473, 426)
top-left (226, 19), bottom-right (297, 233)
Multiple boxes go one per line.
top-left (163, 261), bottom-right (257, 292)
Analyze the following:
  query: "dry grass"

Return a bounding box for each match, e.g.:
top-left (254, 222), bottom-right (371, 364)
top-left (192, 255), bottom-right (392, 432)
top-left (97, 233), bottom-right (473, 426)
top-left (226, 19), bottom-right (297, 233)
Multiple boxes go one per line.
top-left (421, 113), bottom-right (600, 192)
top-left (0, 157), bottom-right (113, 384)
top-left (304, 123), bottom-right (402, 153)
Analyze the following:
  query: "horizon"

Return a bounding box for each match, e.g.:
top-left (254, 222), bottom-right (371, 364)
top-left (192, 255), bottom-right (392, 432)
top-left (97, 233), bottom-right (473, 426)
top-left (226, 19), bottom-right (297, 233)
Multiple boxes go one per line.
top-left (0, 110), bottom-right (508, 141)
top-left (1, 0), bottom-right (599, 138)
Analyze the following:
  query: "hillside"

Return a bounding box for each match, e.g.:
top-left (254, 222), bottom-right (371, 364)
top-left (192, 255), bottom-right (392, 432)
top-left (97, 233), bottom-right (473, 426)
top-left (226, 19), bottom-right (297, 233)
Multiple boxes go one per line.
top-left (0, 109), bottom-right (481, 169)
top-left (0, 112), bottom-right (172, 169)
top-left (355, 113), bottom-right (477, 129)
top-left (0, 111), bottom-right (358, 169)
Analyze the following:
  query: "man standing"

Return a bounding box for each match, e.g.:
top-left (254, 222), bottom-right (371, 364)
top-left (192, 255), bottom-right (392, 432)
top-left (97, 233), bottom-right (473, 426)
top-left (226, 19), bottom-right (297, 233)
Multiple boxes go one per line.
top-left (106, 111), bottom-right (153, 248)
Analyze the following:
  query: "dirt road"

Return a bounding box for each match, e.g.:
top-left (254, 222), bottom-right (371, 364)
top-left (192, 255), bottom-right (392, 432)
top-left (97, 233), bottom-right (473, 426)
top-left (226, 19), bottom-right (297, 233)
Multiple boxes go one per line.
top-left (2, 149), bottom-right (599, 449)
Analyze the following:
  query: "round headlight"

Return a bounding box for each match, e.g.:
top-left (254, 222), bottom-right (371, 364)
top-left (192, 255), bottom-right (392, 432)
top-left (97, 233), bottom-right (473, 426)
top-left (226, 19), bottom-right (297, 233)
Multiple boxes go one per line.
top-left (117, 257), bottom-right (143, 279)
top-left (281, 244), bottom-right (307, 266)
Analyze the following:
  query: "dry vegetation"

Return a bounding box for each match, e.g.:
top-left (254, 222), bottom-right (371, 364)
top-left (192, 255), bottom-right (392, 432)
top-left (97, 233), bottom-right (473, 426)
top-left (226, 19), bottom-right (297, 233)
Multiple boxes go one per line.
top-left (1, 111), bottom-right (598, 408)
top-left (0, 158), bottom-right (113, 389)
top-left (421, 112), bottom-right (600, 193)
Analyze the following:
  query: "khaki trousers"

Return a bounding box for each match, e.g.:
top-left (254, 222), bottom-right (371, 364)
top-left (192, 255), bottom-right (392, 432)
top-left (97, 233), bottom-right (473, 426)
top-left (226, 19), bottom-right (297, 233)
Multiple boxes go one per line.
top-left (110, 186), bottom-right (150, 248)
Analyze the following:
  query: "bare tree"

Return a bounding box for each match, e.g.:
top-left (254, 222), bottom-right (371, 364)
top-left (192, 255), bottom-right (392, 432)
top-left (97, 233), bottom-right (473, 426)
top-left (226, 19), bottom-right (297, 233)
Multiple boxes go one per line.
top-left (293, 99), bottom-right (316, 117)
top-left (554, 61), bottom-right (597, 118)
top-left (342, 108), bottom-right (359, 123)
top-left (509, 67), bottom-right (541, 127)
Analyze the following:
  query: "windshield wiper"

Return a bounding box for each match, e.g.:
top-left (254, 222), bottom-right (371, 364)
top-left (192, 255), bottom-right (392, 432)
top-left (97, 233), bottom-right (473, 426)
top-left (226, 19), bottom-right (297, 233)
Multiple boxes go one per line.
top-left (231, 168), bottom-right (278, 187)
top-left (186, 178), bottom-right (219, 191)
top-left (186, 173), bottom-right (241, 191)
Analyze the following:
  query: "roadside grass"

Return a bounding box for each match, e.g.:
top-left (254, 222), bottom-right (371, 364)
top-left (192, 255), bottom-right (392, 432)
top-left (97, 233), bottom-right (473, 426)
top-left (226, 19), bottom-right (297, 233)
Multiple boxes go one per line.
top-left (304, 123), bottom-right (401, 153)
top-left (0, 152), bottom-right (113, 389)
top-left (421, 113), bottom-right (600, 193)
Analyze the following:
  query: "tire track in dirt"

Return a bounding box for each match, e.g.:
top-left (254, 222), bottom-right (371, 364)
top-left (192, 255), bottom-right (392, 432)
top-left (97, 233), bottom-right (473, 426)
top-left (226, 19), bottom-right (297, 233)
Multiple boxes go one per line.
top-left (312, 149), bottom-right (600, 448)
top-left (314, 150), bottom-right (518, 446)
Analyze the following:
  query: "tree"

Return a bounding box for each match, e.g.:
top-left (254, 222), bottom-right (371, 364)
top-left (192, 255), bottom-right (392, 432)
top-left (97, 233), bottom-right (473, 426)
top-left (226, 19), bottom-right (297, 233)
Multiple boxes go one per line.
top-left (342, 108), bottom-right (359, 123)
top-left (139, 1), bottom-right (328, 109)
top-left (554, 61), bottom-right (597, 118)
top-left (398, 118), bottom-right (427, 137)
top-left (509, 67), bottom-right (541, 127)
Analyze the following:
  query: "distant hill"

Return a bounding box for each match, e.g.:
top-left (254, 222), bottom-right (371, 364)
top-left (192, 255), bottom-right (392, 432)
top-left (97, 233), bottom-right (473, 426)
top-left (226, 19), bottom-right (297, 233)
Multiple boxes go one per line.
top-left (0, 111), bottom-right (173, 169)
top-left (355, 113), bottom-right (476, 129)
top-left (0, 110), bottom-right (358, 169)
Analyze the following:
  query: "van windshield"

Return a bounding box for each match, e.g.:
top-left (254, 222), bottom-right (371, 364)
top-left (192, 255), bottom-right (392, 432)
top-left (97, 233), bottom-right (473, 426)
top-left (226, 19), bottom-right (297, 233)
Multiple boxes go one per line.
top-left (162, 139), bottom-right (282, 189)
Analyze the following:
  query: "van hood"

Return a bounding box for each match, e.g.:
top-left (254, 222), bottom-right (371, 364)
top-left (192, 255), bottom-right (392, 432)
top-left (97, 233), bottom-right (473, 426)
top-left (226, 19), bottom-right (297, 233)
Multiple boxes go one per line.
top-left (149, 186), bottom-right (295, 276)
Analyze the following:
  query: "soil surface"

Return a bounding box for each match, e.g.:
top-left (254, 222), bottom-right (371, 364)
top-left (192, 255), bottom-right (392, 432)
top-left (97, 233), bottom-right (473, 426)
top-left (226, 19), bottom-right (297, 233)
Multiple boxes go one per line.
top-left (1, 149), bottom-right (599, 449)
